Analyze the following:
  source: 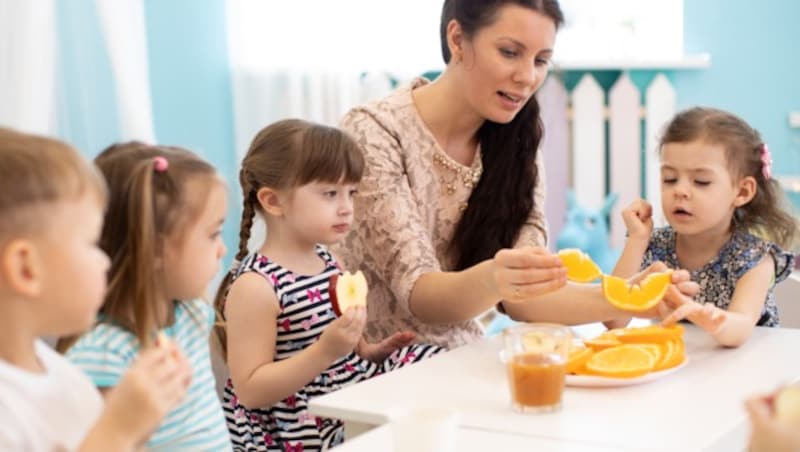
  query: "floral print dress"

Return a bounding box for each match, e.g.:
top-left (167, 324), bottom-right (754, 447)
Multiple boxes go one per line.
top-left (642, 226), bottom-right (796, 326)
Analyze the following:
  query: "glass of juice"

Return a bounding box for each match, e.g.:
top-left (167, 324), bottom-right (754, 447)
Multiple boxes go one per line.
top-left (502, 323), bottom-right (571, 413)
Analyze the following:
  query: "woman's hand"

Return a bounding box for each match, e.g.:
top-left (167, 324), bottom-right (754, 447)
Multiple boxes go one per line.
top-left (317, 306), bottom-right (366, 362)
top-left (492, 247), bottom-right (567, 303)
top-left (356, 331), bottom-right (416, 363)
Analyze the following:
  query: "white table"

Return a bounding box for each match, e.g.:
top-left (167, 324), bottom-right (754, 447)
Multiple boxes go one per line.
top-left (311, 326), bottom-right (800, 452)
top-left (331, 423), bottom-right (637, 451)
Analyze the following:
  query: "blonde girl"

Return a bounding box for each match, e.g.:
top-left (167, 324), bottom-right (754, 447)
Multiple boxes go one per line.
top-left (60, 143), bottom-right (232, 450)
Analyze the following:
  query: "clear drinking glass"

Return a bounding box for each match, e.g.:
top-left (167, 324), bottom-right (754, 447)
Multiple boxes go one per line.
top-left (502, 323), bottom-right (571, 413)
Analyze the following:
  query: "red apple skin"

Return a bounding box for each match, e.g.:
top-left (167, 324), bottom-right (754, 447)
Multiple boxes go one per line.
top-left (329, 274), bottom-right (343, 316)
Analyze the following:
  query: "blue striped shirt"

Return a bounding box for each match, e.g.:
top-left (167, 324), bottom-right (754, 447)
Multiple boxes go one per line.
top-left (67, 300), bottom-right (231, 451)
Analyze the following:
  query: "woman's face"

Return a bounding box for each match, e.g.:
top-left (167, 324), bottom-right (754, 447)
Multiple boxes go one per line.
top-left (454, 4), bottom-right (556, 124)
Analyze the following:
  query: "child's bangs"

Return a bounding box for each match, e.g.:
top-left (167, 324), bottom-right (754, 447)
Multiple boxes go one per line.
top-left (291, 127), bottom-right (364, 186)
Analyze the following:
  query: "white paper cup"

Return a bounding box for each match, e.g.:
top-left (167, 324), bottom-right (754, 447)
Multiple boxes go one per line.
top-left (390, 407), bottom-right (459, 452)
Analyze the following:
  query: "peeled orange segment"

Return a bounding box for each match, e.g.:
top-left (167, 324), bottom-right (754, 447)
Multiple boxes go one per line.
top-left (602, 271), bottom-right (672, 312)
top-left (557, 248), bottom-right (603, 283)
top-left (613, 324), bottom-right (684, 344)
top-left (566, 346), bottom-right (594, 374)
top-left (584, 345), bottom-right (657, 378)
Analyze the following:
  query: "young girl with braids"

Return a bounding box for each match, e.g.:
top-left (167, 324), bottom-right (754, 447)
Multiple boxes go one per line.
top-left (61, 143), bottom-right (232, 450)
top-left (614, 107), bottom-right (797, 347)
top-left (214, 119), bottom-right (441, 451)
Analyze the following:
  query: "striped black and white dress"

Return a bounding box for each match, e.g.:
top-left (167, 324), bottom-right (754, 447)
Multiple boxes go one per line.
top-left (222, 246), bottom-right (442, 451)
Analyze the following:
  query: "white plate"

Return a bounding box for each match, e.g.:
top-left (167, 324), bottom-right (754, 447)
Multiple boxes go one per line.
top-left (565, 358), bottom-right (689, 388)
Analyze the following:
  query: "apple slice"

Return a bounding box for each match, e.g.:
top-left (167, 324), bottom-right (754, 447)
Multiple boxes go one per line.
top-left (776, 384), bottom-right (800, 426)
top-left (329, 271), bottom-right (368, 316)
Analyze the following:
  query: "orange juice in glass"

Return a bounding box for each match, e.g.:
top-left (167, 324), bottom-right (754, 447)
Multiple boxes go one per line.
top-left (502, 323), bottom-right (570, 413)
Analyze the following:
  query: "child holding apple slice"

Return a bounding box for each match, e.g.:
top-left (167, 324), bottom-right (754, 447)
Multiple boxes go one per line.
top-left (213, 119), bottom-right (442, 451)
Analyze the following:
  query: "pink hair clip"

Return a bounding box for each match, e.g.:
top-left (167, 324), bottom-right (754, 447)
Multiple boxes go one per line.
top-left (153, 156), bottom-right (169, 173)
top-left (760, 144), bottom-right (772, 180)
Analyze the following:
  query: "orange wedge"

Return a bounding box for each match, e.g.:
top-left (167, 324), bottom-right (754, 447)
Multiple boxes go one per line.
top-left (558, 249), bottom-right (603, 283)
top-left (566, 346), bottom-right (594, 373)
top-left (584, 345), bottom-right (657, 378)
top-left (602, 271), bottom-right (672, 312)
top-left (613, 324), bottom-right (684, 344)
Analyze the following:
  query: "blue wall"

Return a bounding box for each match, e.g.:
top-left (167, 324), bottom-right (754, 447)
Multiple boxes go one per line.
top-left (673, 0), bottom-right (800, 175)
top-left (56, 0), bottom-right (239, 267)
top-left (143, 0), bottom-right (239, 266)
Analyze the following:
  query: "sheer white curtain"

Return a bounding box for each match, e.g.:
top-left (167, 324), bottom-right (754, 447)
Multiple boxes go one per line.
top-left (0, 0), bottom-right (57, 134)
top-left (94, 0), bottom-right (155, 143)
top-left (0, 0), bottom-right (154, 144)
top-left (225, 0), bottom-right (445, 159)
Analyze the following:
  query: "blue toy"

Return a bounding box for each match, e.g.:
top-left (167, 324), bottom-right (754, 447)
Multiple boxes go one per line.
top-left (485, 191), bottom-right (622, 336)
top-left (555, 191), bottom-right (621, 274)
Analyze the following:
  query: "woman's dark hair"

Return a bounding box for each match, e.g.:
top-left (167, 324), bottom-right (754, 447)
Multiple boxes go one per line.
top-left (441, 0), bottom-right (564, 270)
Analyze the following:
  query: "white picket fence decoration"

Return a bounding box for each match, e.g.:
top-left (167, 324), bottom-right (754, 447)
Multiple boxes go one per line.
top-left (540, 72), bottom-right (677, 248)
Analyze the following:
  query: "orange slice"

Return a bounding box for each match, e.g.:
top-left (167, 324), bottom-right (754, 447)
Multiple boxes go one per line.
top-left (583, 333), bottom-right (622, 351)
top-left (557, 249), bottom-right (603, 283)
top-left (585, 344), bottom-right (657, 378)
top-left (613, 324), bottom-right (684, 344)
top-left (602, 271), bottom-right (672, 312)
top-left (566, 346), bottom-right (593, 374)
top-left (653, 340), bottom-right (676, 371)
top-left (661, 339), bottom-right (685, 370)
top-left (632, 343), bottom-right (662, 364)
top-left (586, 345), bottom-right (656, 378)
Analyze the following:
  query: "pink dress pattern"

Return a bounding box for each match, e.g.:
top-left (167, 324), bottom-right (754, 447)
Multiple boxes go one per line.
top-left (221, 246), bottom-right (442, 451)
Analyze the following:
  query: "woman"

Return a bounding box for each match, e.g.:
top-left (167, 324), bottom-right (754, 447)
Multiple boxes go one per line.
top-left (336, 0), bottom-right (697, 348)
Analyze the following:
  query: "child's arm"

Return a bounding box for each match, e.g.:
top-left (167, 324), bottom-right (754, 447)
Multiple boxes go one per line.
top-left (225, 273), bottom-right (366, 409)
top-left (612, 199), bottom-right (654, 278)
top-left (79, 346), bottom-right (192, 451)
top-left (662, 256), bottom-right (774, 347)
top-left (605, 199), bottom-right (655, 329)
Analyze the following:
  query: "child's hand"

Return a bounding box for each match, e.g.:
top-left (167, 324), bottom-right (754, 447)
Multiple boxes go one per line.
top-left (101, 346), bottom-right (192, 444)
top-left (318, 306), bottom-right (366, 361)
top-left (621, 199), bottom-right (653, 242)
top-left (634, 262), bottom-right (699, 318)
top-left (746, 393), bottom-right (800, 452)
top-left (660, 294), bottom-right (727, 334)
top-left (356, 331), bottom-right (416, 363)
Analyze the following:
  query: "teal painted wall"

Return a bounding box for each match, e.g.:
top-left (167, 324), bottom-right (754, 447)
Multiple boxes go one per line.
top-left (672, 0), bottom-right (800, 176)
top-left (143, 0), bottom-right (239, 267)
